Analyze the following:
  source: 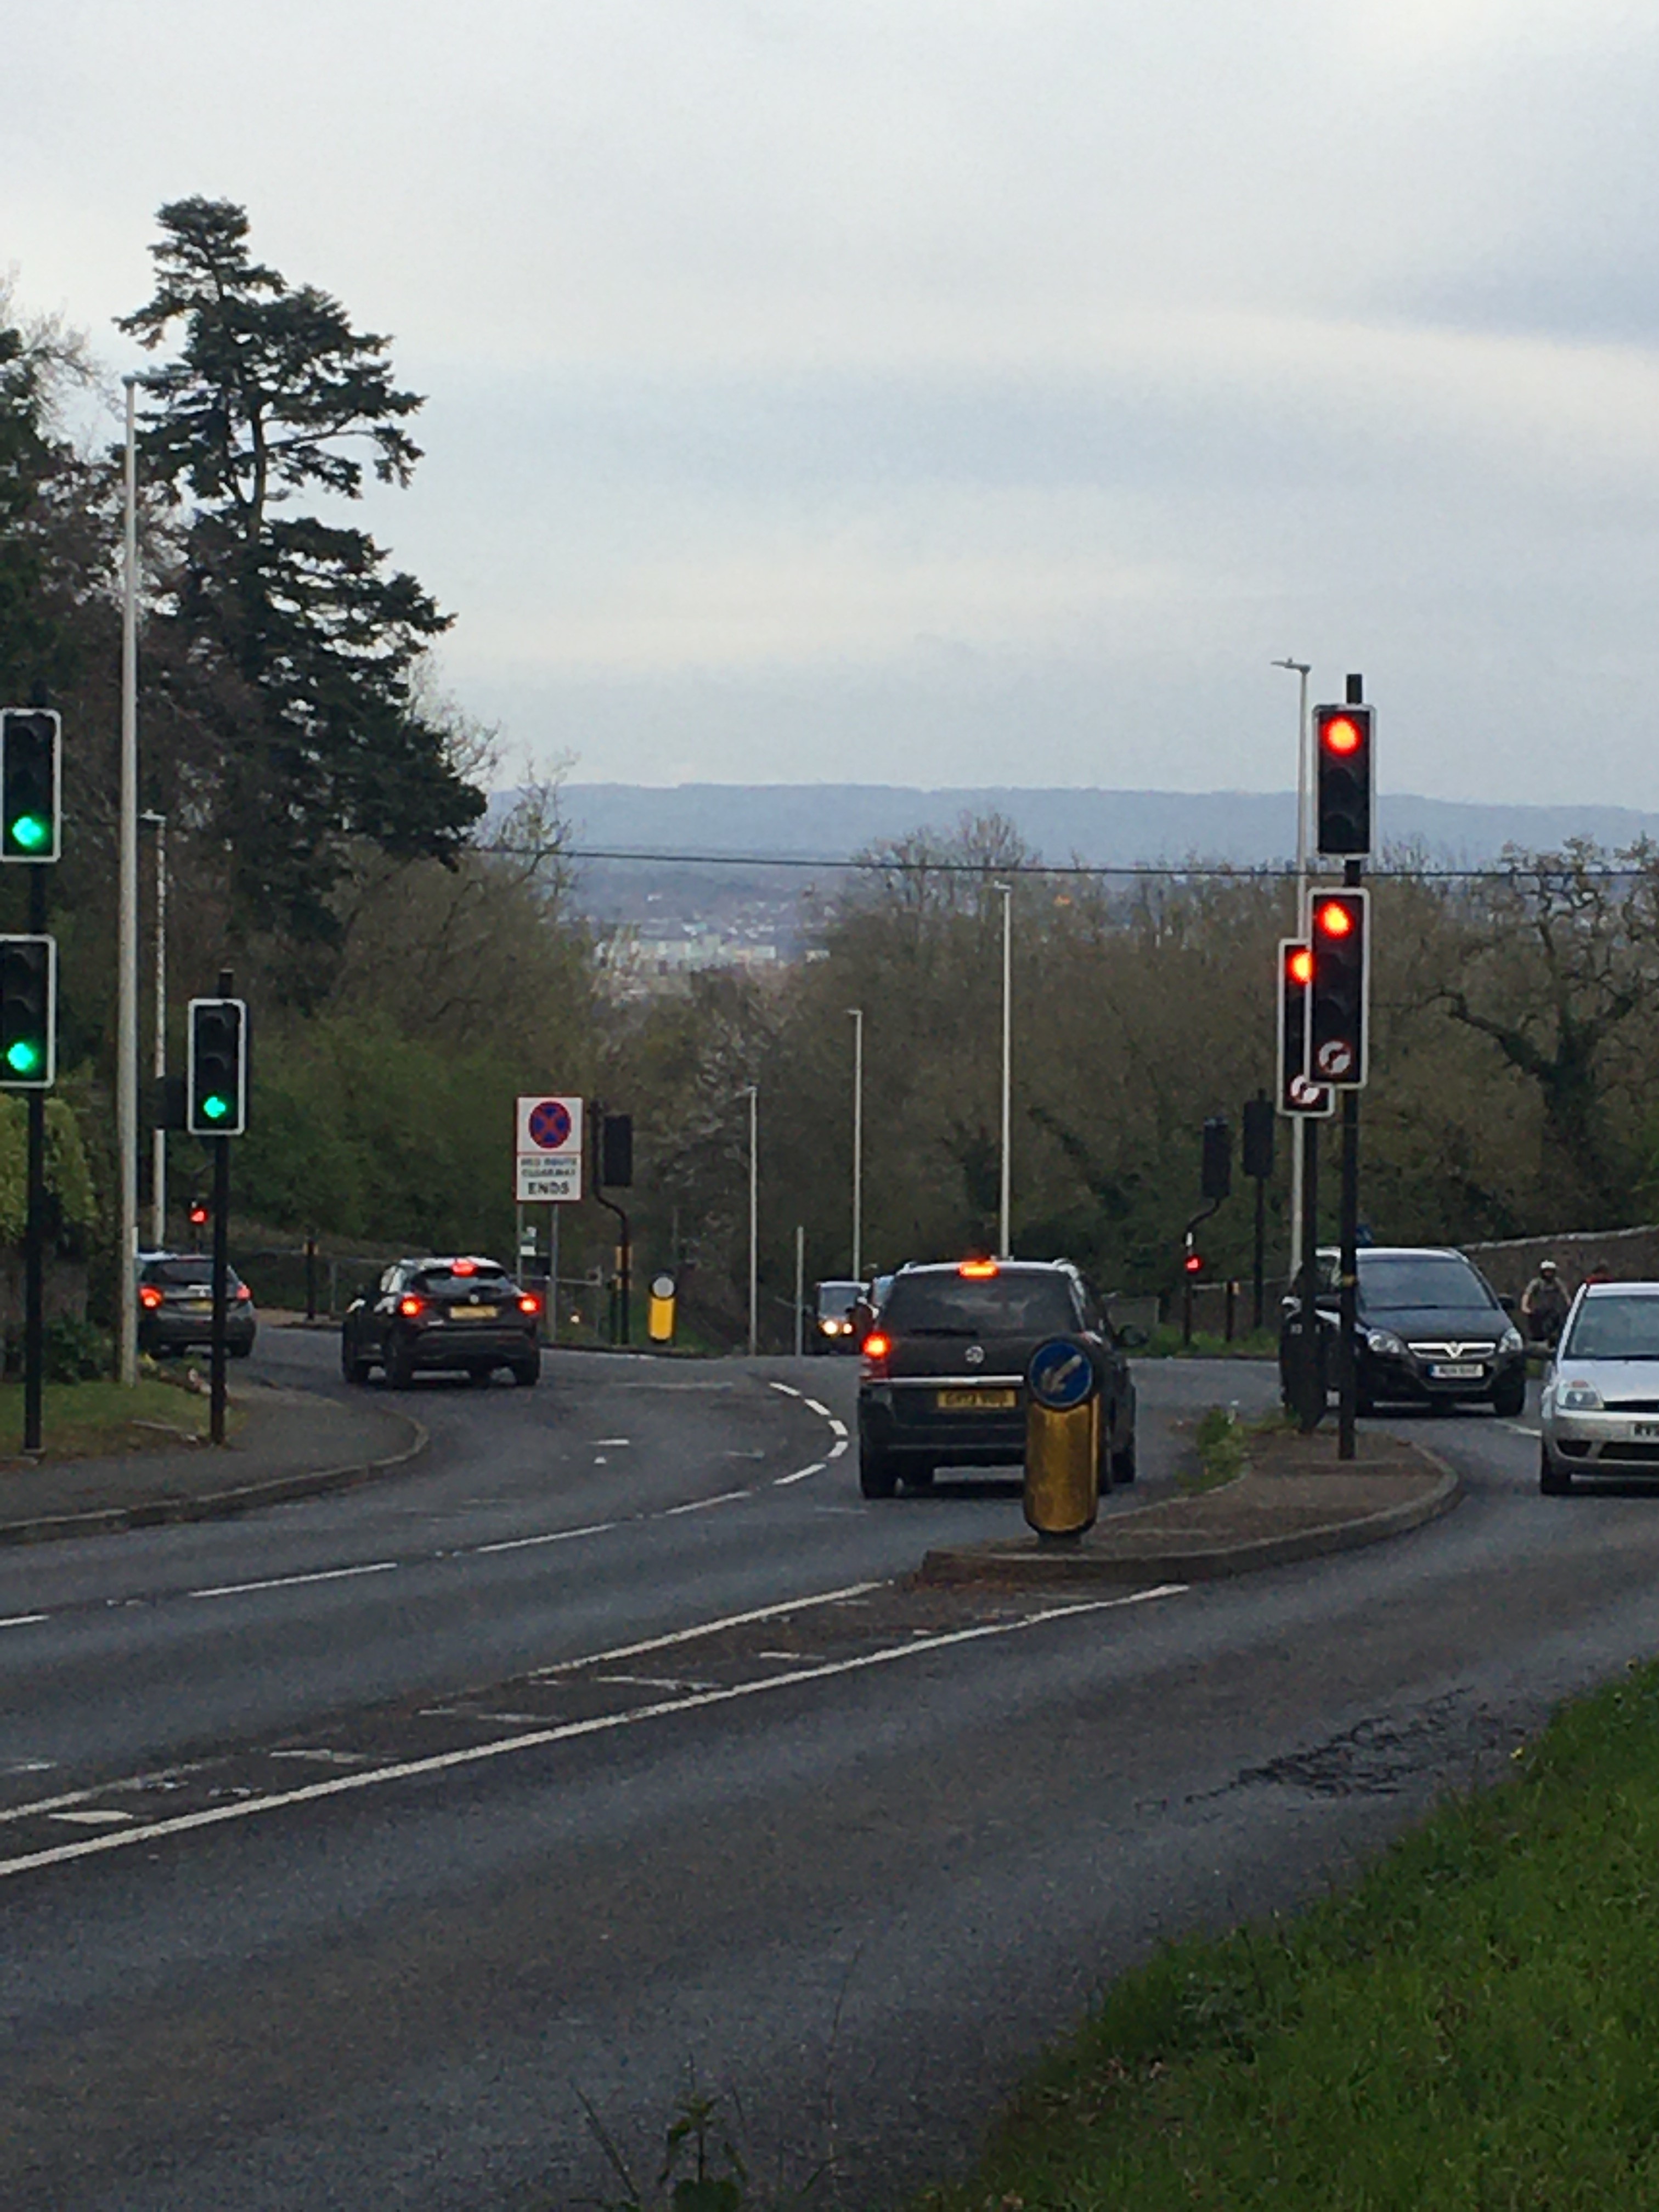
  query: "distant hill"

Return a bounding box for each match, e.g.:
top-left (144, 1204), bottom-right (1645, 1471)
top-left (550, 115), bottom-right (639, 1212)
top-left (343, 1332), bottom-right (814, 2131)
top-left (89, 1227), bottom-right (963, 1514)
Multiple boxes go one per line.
top-left (554, 784), bottom-right (1659, 868)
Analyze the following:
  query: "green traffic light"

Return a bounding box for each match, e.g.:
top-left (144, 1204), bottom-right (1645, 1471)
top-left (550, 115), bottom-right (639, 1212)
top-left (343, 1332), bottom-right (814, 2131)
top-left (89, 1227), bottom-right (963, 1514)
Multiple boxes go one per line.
top-left (8, 813), bottom-right (49, 854)
top-left (5, 1039), bottom-right (41, 1076)
top-left (201, 1093), bottom-right (230, 1122)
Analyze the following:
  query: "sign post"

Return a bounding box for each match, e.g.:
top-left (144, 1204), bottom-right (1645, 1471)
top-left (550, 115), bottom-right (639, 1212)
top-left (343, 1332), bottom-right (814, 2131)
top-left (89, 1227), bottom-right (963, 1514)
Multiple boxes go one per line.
top-left (517, 1097), bottom-right (583, 1346)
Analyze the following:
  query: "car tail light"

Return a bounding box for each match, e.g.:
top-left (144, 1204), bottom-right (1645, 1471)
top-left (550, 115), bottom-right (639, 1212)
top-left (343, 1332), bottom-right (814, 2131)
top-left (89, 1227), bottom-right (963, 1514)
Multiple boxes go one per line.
top-left (235, 1283), bottom-right (251, 1302)
top-left (453, 1258), bottom-right (476, 1277)
top-left (139, 1285), bottom-right (163, 1310)
top-left (861, 1330), bottom-right (890, 1377)
top-left (958, 1259), bottom-right (999, 1279)
top-left (398, 1295), bottom-right (424, 1318)
top-left (518, 1294), bottom-right (541, 1316)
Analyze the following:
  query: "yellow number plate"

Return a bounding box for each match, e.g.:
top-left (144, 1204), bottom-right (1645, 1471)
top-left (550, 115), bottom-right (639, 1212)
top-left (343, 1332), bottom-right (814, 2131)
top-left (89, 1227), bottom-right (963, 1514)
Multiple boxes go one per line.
top-left (185, 1300), bottom-right (212, 1314)
top-left (452, 1304), bottom-right (498, 1321)
top-left (936, 1387), bottom-right (1017, 1410)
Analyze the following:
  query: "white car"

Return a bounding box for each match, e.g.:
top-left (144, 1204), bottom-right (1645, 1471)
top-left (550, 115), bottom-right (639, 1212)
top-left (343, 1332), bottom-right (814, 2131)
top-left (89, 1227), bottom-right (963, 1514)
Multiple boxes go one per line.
top-left (1539, 1282), bottom-right (1659, 1494)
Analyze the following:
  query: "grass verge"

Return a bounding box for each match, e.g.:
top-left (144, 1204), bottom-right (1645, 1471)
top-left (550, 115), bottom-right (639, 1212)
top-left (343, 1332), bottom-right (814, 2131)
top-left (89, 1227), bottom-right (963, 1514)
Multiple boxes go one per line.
top-left (0, 1376), bottom-right (219, 1462)
top-left (1143, 1325), bottom-right (1278, 1361)
top-left (912, 1656), bottom-right (1659, 2210)
top-left (1181, 1404), bottom-right (1251, 1493)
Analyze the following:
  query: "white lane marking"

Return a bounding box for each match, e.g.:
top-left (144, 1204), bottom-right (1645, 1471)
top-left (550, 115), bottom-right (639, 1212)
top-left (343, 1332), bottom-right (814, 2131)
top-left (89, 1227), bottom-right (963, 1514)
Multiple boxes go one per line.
top-left (804, 1398), bottom-right (832, 1418)
top-left (827, 1438), bottom-right (848, 1459)
top-left (189, 1562), bottom-right (399, 1601)
top-left (475, 1521), bottom-right (617, 1556)
top-left (774, 1463), bottom-right (825, 1487)
top-left (533, 1581), bottom-right (884, 1674)
top-left (1505, 1423), bottom-right (1542, 1438)
top-left (662, 1490), bottom-right (750, 1516)
top-left (0, 1586), bottom-right (1187, 1880)
top-left (592, 1437), bottom-right (631, 1446)
top-left (827, 1417), bottom-right (848, 1438)
top-left (0, 1615), bottom-right (47, 1631)
top-left (769, 1382), bottom-right (802, 1397)
top-left (594, 1457), bottom-right (608, 1466)
top-left (50, 1808), bottom-right (134, 1826)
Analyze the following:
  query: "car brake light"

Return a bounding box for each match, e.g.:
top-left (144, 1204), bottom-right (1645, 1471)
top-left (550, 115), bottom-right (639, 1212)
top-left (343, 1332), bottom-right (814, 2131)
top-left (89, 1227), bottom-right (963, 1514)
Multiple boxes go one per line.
top-left (398, 1295), bottom-right (424, 1318)
top-left (518, 1294), bottom-right (540, 1315)
top-left (235, 1283), bottom-right (251, 1301)
top-left (453, 1258), bottom-right (476, 1277)
top-left (958, 1259), bottom-right (999, 1279)
top-left (861, 1331), bottom-right (890, 1375)
top-left (139, 1285), bottom-right (163, 1310)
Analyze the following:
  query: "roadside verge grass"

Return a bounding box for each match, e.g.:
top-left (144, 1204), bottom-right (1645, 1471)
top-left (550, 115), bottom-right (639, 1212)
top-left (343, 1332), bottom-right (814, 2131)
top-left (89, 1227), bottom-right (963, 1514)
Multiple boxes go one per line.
top-left (0, 1376), bottom-right (217, 1461)
top-left (912, 1657), bottom-right (1659, 2210)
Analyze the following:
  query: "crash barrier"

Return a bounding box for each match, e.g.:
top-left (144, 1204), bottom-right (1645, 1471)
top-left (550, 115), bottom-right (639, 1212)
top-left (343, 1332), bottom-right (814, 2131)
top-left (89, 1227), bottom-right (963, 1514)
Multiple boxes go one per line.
top-left (1023, 1336), bottom-right (1101, 1541)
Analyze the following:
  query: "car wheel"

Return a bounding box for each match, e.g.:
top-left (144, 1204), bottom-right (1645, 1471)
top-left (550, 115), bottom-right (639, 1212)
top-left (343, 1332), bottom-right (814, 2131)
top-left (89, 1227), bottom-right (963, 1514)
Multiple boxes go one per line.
top-left (511, 1358), bottom-right (540, 1388)
top-left (900, 1463), bottom-right (935, 1494)
top-left (385, 1337), bottom-right (416, 1391)
top-left (1540, 1443), bottom-right (1572, 1496)
top-left (1492, 1373), bottom-right (1527, 1420)
top-left (1110, 1432), bottom-right (1138, 1486)
top-left (859, 1440), bottom-right (899, 1499)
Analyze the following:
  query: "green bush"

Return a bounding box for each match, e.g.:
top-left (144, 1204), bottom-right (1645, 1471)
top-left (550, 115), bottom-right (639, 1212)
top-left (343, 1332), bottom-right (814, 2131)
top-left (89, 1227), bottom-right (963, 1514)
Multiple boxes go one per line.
top-left (41, 1314), bottom-right (109, 1383)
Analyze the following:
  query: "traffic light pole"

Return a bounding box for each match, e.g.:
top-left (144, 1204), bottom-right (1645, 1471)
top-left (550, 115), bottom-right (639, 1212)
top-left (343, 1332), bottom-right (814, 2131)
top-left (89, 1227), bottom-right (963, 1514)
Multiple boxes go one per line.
top-left (1296, 1118), bottom-right (1322, 1432)
top-left (1336, 825), bottom-right (1364, 1463)
top-left (22, 862), bottom-right (46, 1454)
top-left (208, 966), bottom-right (232, 1447)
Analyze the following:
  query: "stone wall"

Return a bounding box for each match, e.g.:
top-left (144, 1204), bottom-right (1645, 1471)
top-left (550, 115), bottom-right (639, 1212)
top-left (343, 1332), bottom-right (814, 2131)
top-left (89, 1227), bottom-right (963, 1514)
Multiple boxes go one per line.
top-left (1461, 1224), bottom-right (1659, 1300)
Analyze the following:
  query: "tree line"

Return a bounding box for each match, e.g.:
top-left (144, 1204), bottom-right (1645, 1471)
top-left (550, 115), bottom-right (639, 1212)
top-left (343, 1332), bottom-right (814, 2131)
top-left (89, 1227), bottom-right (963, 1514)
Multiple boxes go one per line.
top-left (4, 202), bottom-right (1657, 1350)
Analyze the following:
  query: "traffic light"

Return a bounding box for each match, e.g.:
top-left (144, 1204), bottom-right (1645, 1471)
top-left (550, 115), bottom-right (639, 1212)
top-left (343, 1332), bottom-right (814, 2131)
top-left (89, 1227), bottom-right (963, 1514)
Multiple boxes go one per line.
top-left (0, 935), bottom-right (55, 1088)
top-left (187, 997), bottom-right (248, 1136)
top-left (0, 709), bottom-right (61, 862)
top-left (1309, 890), bottom-right (1370, 1087)
top-left (1314, 703), bottom-right (1374, 858)
top-left (1201, 1115), bottom-right (1232, 1200)
top-left (188, 1201), bottom-right (209, 1228)
top-left (1277, 938), bottom-right (1334, 1116)
top-left (600, 1112), bottom-right (633, 1188)
top-left (1183, 1248), bottom-right (1204, 1276)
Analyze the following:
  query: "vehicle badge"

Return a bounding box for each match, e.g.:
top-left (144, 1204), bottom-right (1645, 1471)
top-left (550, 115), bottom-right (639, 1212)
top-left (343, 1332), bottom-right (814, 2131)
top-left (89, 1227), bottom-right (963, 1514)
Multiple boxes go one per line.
top-left (965, 1344), bottom-right (985, 1365)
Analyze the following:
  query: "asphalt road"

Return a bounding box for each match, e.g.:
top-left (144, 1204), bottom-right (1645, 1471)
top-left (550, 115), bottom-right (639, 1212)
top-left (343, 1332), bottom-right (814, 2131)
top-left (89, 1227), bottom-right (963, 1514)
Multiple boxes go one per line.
top-left (3, 1339), bottom-right (1657, 2209)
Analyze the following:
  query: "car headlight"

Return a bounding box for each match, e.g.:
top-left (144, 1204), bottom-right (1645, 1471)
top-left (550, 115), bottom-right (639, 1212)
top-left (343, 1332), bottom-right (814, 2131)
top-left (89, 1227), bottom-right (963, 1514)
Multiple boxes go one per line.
top-left (1499, 1327), bottom-right (1524, 1355)
top-left (1366, 1330), bottom-right (1406, 1357)
top-left (1559, 1382), bottom-right (1604, 1412)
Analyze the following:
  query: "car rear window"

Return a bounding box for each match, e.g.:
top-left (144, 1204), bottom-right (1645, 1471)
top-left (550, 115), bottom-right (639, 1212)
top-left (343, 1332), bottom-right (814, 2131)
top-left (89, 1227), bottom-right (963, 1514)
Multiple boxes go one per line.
top-left (882, 1272), bottom-right (1079, 1335)
top-left (414, 1264), bottom-right (514, 1295)
top-left (144, 1259), bottom-right (241, 1290)
top-left (1562, 1295), bottom-right (1659, 1361)
top-left (1358, 1255), bottom-right (1496, 1311)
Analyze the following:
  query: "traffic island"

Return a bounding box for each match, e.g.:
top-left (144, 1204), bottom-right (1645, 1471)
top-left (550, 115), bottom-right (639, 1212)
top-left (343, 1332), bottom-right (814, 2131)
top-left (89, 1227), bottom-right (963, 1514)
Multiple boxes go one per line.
top-left (916, 1424), bottom-right (1459, 1587)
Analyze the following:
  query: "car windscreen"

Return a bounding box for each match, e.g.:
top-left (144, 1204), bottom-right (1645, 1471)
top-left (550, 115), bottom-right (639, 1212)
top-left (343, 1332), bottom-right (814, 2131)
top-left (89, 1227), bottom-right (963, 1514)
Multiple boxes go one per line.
top-left (815, 1282), bottom-right (861, 1317)
top-left (1358, 1255), bottom-right (1496, 1312)
top-left (882, 1273), bottom-right (1079, 1335)
top-left (1561, 1295), bottom-right (1659, 1361)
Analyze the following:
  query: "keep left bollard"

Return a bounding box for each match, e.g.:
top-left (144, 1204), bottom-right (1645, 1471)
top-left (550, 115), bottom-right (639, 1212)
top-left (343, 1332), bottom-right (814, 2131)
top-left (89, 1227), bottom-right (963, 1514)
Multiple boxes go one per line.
top-left (1024, 1336), bottom-right (1101, 1541)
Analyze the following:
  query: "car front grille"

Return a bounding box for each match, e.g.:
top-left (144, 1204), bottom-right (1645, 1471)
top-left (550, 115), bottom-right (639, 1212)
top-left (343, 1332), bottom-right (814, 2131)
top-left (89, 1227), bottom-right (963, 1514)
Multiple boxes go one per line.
top-left (1408, 1341), bottom-right (1497, 1361)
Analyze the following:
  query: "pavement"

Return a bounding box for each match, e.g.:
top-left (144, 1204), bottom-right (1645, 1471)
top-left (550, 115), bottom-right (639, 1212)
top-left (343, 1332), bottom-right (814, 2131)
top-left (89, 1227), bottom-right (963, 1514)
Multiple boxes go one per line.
top-left (918, 1422), bottom-right (1460, 1585)
top-left (0, 1379), bottom-right (425, 1545)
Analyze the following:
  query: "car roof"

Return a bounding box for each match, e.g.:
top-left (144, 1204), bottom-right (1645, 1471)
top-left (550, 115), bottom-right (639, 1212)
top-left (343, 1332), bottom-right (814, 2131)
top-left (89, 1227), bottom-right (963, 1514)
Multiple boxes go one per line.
top-left (895, 1259), bottom-right (1076, 1277)
top-left (1580, 1280), bottom-right (1659, 1295)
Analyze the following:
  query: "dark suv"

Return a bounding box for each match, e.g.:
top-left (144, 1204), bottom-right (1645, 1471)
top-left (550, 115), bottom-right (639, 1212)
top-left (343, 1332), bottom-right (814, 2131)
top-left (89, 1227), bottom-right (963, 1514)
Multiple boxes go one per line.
top-left (342, 1256), bottom-right (542, 1389)
top-left (1280, 1244), bottom-right (1527, 1416)
top-left (138, 1252), bottom-right (257, 1358)
top-left (856, 1258), bottom-right (1138, 1498)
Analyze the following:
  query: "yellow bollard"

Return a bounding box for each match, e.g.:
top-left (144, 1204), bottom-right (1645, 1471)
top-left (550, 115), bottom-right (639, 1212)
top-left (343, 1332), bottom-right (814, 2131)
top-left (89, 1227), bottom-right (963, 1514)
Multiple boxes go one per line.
top-left (1023, 1338), bottom-right (1101, 1539)
top-left (647, 1272), bottom-right (676, 1345)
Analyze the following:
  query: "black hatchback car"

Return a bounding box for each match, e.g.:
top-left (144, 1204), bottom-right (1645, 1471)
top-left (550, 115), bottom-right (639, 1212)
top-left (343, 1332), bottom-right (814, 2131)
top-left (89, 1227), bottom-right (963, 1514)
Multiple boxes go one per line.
top-left (138, 1251), bottom-right (258, 1358)
top-left (856, 1258), bottom-right (1138, 1498)
top-left (341, 1256), bottom-right (542, 1389)
top-left (1280, 1244), bottom-right (1527, 1416)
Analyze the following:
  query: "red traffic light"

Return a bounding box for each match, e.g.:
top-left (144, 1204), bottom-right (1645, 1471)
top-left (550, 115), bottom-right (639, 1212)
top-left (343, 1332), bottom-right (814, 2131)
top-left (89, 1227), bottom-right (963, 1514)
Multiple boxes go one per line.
top-left (1183, 1251), bottom-right (1204, 1276)
top-left (188, 1203), bottom-right (208, 1226)
top-left (1286, 944), bottom-right (1314, 986)
top-left (1319, 713), bottom-right (1363, 758)
top-left (1314, 897), bottom-right (1355, 940)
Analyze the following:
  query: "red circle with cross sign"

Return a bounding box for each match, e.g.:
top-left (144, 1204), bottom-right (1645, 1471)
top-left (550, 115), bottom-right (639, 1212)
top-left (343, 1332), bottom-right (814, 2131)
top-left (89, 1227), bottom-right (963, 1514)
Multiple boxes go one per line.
top-left (528, 1099), bottom-right (573, 1149)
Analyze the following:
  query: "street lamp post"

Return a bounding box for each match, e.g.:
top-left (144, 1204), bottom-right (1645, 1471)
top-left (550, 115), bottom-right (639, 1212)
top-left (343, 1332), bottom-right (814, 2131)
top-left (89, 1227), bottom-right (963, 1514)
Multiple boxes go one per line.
top-left (847, 1007), bottom-right (863, 1282)
top-left (117, 375), bottom-right (140, 1386)
top-left (1272, 658), bottom-right (1312, 1280)
top-left (994, 881), bottom-right (1013, 1258)
top-left (140, 810), bottom-right (167, 1251)
top-left (745, 1084), bottom-right (759, 1357)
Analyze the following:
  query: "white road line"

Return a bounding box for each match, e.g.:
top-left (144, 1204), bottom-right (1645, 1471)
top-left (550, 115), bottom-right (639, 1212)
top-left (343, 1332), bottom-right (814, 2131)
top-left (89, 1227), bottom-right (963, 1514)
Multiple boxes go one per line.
top-left (827, 1438), bottom-right (848, 1459)
top-left (0, 1615), bottom-right (47, 1631)
top-left (773, 1463), bottom-right (825, 1487)
top-left (533, 1581), bottom-right (884, 1674)
top-left (189, 1562), bottom-right (399, 1601)
top-left (475, 1521), bottom-right (618, 1556)
top-left (0, 1585), bottom-right (1187, 1881)
top-left (827, 1417), bottom-right (848, 1438)
top-left (769, 1382), bottom-right (802, 1397)
top-left (1505, 1423), bottom-right (1542, 1438)
top-left (662, 1490), bottom-right (750, 1516)
top-left (803, 1398), bottom-right (832, 1418)
top-left (592, 1437), bottom-right (631, 1445)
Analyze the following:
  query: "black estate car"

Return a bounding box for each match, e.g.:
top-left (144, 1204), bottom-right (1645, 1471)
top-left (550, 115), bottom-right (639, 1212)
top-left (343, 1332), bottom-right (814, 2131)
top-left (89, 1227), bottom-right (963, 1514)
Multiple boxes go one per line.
top-left (1280, 1244), bottom-right (1527, 1416)
top-left (856, 1258), bottom-right (1138, 1498)
top-left (341, 1256), bottom-right (542, 1389)
top-left (138, 1251), bottom-right (257, 1358)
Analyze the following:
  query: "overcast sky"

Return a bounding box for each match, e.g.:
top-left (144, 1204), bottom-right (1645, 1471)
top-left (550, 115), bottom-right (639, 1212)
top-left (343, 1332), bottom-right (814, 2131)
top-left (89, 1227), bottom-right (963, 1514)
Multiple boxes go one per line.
top-left (12, 0), bottom-right (1659, 801)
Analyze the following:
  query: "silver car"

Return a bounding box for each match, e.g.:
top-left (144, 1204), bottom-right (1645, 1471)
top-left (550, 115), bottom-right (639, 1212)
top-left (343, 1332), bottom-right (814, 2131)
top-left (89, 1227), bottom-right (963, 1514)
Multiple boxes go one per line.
top-left (1539, 1283), bottom-right (1659, 1493)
